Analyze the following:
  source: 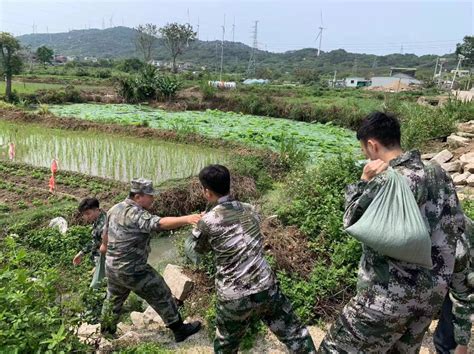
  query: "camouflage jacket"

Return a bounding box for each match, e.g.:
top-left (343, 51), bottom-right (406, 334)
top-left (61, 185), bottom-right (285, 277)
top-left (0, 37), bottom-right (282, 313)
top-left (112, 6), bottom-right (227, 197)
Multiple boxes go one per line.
top-left (450, 217), bottom-right (473, 345)
top-left (192, 196), bottom-right (276, 301)
top-left (81, 210), bottom-right (107, 260)
top-left (105, 198), bottom-right (161, 275)
top-left (344, 151), bottom-right (467, 322)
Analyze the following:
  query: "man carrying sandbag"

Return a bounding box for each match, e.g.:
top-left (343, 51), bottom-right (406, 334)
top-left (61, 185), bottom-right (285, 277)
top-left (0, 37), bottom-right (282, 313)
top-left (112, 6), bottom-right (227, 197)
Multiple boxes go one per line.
top-left (319, 112), bottom-right (469, 353)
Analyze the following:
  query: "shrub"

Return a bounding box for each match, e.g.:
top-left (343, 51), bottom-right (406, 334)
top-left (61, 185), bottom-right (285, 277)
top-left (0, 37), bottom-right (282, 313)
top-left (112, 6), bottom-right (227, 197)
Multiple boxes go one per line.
top-left (0, 235), bottom-right (86, 352)
top-left (276, 155), bottom-right (363, 322)
top-left (156, 75), bottom-right (182, 100)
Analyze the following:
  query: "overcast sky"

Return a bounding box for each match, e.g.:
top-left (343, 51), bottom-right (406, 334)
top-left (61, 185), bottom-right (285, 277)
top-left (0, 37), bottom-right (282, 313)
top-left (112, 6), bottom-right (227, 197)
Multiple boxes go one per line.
top-left (0, 0), bottom-right (472, 55)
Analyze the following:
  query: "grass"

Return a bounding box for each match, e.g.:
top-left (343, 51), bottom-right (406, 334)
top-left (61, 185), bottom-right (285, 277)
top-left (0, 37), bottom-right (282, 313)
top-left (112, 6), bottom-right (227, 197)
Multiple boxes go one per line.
top-left (0, 81), bottom-right (108, 94)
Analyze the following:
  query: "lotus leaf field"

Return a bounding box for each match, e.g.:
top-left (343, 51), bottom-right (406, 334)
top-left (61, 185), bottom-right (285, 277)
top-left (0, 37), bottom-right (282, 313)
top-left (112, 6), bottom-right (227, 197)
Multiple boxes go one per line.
top-left (50, 104), bottom-right (358, 159)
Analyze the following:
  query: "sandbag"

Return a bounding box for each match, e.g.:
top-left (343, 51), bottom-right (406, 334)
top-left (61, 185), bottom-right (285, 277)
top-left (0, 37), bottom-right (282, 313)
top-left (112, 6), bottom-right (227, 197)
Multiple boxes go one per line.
top-left (48, 217), bottom-right (68, 235)
top-left (345, 167), bottom-right (432, 268)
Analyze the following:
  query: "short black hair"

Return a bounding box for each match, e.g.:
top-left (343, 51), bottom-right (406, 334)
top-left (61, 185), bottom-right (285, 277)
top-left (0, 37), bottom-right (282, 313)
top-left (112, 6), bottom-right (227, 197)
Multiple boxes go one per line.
top-left (356, 111), bottom-right (401, 148)
top-left (128, 191), bottom-right (145, 199)
top-left (199, 164), bottom-right (230, 196)
top-left (78, 197), bottom-right (99, 213)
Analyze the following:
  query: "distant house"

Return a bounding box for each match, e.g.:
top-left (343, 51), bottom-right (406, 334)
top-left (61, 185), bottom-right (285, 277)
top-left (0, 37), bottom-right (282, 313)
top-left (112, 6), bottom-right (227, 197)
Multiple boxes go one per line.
top-left (148, 60), bottom-right (162, 67)
top-left (83, 56), bottom-right (98, 63)
top-left (53, 55), bottom-right (67, 64)
top-left (371, 76), bottom-right (421, 87)
top-left (451, 69), bottom-right (471, 78)
top-left (371, 67), bottom-right (421, 87)
top-left (345, 77), bottom-right (371, 88)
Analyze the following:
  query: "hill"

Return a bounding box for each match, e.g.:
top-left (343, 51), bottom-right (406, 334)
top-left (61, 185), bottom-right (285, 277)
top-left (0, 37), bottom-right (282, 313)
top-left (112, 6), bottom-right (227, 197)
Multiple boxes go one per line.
top-left (17, 26), bottom-right (457, 77)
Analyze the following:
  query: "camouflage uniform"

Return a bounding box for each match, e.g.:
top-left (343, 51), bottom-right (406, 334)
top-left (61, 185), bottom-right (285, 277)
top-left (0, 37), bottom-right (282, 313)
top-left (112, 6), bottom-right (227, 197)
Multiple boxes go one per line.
top-left (80, 210), bottom-right (107, 261)
top-left (78, 210), bottom-right (107, 289)
top-left (102, 197), bottom-right (179, 334)
top-left (320, 150), bottom-right (467, 353)
top-left (193, 196), bottom-right (316, 354)
top-left (448, 216), bottom-right (473, 346)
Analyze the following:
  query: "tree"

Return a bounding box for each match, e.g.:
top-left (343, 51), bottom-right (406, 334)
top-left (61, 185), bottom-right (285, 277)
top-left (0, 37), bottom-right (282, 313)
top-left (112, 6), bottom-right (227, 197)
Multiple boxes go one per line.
top-left (456, 36), bottom-right (474, 66)
top-left (159, 23), bottom-right (196, 73)
top-left (36, 45), bottom-right (54, 67)
top-left (135, 24), bottom-right (159, 62)
top-left (0, 32), bottom-right (22, 101)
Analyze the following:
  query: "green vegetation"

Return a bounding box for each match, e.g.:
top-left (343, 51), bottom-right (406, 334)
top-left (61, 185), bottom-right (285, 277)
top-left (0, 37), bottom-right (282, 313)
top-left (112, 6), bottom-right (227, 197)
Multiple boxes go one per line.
top-left (49, 103), bottom-right (358, 159)
top-left (16, 27), bottom-right (461, 79)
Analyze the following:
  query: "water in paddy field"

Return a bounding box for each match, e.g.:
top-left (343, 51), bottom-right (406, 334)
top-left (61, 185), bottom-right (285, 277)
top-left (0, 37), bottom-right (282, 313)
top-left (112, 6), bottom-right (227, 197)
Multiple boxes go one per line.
top-left (148, 234), bottom-right (182, 272)
top-left (0, 120), bottom-right (227, 183)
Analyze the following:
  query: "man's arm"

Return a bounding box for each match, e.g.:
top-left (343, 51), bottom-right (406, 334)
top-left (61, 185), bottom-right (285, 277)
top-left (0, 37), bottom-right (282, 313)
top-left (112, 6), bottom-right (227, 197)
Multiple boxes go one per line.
top-left (158, 215), bottom-right (201, 230)
top-left (450, 218), bottom-right (473, 349)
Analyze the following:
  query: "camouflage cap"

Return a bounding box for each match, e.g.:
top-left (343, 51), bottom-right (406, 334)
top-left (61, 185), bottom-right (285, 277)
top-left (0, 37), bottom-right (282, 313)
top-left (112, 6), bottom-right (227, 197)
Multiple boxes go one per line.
top-left (130, 178), bottom-right (159, 195)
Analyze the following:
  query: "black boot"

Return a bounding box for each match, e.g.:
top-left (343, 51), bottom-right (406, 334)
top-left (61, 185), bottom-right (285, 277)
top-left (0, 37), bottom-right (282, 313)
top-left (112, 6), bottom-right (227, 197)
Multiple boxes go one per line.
top-left (168, 318), bottom-right (202, 343)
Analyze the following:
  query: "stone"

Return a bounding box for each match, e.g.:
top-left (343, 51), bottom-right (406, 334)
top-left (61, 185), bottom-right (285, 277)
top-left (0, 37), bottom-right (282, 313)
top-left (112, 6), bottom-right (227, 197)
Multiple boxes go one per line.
top-left (464, 163), bottom-right (474, 174)
top-left (460, 152), bottom-right (474, 166)
top-left (117, 322), bottom-right (132, 334)
top-left (130, 311), bottom-right (150, 329)
top-left (99, 337), bottom-right (113, 351)
top-left (467, 175), bottom-right (474, 187)
top-left (447, 134), bottom-right (470, 149)
top-left (163, 264), bottom-right (194, 301)
top-left (421, 153), bottom-right (436, 160)
top-left (115, 331), bottom-right (141, 346)
top-left (451, 172), bottom-right (461, 179)
top-left (432, 149), bottom-right (453, 164)
top-left (456, 131), bottom-right (474, 139)
top-left (144, 305), bottom-right (165, 326)
top-left (457, 120), bottom-right (474, 134)
top-left (77, 323), bottom-right (100, 337)
top-left (440, 161), bottom-right (461, 173)
top-left (453, 172), bottom-right (471, 186)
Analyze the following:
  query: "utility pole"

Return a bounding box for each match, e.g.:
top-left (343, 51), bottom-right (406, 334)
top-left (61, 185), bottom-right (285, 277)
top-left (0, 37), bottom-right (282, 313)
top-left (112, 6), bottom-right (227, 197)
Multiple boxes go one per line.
top-left (246, 20), bottom-right (259, 77)
top-left (315, 11), bottom-right (325, 56)
top-left (232, 17), bottom-right (236, 42)
top-left (400, 44), bottom-right (404, 54)
top-left (102, 18), bottom-right (105, 30)
top-left (437, 58), bottom-right (447, 88)
top-left (332, 70), bottom-right (337, 88)
top-left (451, 55), bottom-right (465, 90)
top-left (197, 17), bottom-right (200, 40)
top-left (433, 57), bottom-right (439, 80)
top-left (219, 15), bottom-right (226, 82)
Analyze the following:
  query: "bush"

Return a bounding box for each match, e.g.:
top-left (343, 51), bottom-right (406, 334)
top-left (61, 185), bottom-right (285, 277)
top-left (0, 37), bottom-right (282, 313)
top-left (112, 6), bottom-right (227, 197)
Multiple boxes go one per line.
top-left (276, 155), bottom-right (362, 322)
top-left (156, 75), bottom-right (182, 100)
top-left (0, 235), bottom-right (86, 352)
top-left (200, 80), bottom-right (217, 100)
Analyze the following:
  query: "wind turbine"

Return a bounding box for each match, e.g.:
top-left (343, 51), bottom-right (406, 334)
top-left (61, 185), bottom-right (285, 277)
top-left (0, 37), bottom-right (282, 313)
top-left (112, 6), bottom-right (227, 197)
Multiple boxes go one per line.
top-left (315, 11), bottom-right (326, 56)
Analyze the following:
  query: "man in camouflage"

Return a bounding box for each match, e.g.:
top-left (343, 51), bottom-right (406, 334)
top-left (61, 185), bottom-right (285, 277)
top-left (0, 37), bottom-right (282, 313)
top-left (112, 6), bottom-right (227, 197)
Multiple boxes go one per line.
top-left (319, 112), bottom-right (469, 353)
top-left (433, 216), bottom-right (473, 354)
top-left (191, 164), bottom-right (316, 354)
top-left (72, 197), bottom-right (107, 289)
top-left (100, 178), bottom-right (202, 342)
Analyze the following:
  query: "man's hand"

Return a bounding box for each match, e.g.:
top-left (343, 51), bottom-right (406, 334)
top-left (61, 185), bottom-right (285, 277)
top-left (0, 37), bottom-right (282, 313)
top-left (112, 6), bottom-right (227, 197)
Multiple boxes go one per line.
top-left (187, 214), bottom-right (202, 226)
top-left (454, 345), bottom-right (468, 354)
top-left (99, 243), bottom-right (107, 255)
top-left (73, 252), bottom-right (83, 266)
top-left (361, 159), bottom-right (389, 181)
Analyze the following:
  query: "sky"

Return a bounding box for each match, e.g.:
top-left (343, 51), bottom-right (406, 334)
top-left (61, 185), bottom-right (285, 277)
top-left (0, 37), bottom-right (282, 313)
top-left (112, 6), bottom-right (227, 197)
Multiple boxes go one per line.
top-left (0, 0), bottom-right (472, 55)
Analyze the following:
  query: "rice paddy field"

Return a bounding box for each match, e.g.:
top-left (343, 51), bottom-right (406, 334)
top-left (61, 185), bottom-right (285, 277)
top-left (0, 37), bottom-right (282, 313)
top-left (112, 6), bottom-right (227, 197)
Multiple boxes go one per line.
top-left (49, 103), bottom-right (359, 159)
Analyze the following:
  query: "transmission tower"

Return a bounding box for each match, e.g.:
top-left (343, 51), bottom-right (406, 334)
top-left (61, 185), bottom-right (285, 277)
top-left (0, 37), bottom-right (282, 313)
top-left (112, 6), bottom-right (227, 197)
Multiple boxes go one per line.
top-left (246, 21), bottom-right (259, 77)
top-left (219, 15), bottom-right (226, 81)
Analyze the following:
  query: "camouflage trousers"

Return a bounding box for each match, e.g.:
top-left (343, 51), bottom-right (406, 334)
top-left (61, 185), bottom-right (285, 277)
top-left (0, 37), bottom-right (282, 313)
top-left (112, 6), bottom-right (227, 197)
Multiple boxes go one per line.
top-left (101, 264), bottom-right (180, 334)
top-left (214, 283), bottom-right (316, 354)
top-left (319, 293), bottom-right (435, 354)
